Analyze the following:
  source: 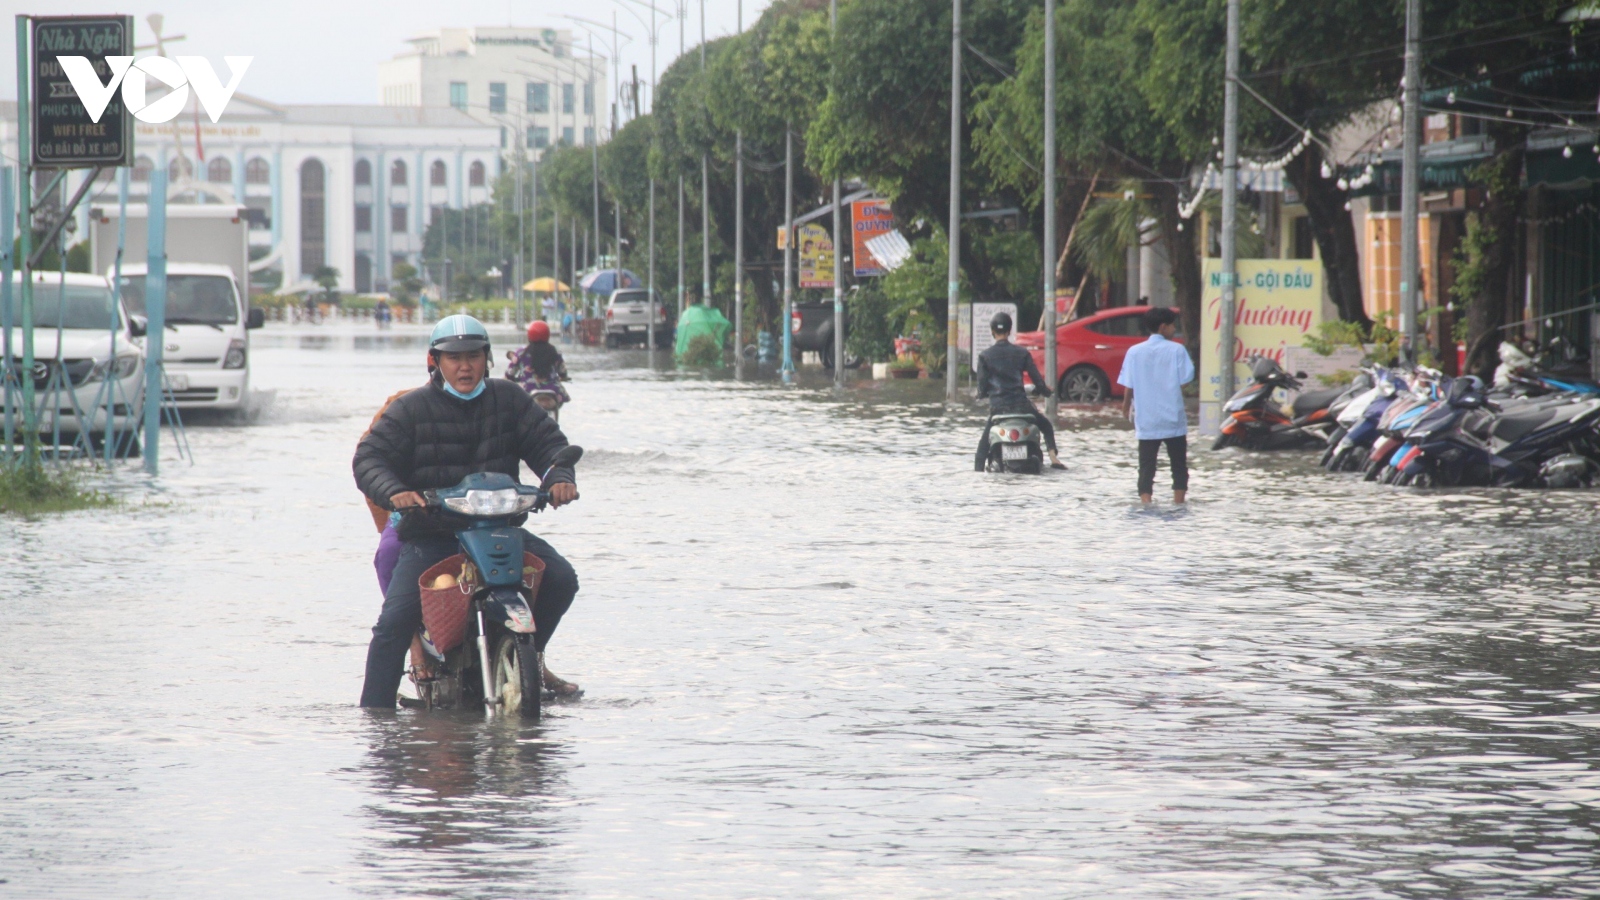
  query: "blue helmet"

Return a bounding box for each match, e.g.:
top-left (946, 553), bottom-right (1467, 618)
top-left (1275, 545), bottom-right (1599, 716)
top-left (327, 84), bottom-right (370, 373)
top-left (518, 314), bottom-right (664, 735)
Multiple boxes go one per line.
top-left (429, 314), bottom-right (490, 354)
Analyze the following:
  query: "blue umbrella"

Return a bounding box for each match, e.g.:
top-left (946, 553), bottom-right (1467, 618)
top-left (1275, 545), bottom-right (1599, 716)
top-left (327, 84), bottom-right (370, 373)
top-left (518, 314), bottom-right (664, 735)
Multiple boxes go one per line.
top-left (579, 269), bottom-right (642, 295)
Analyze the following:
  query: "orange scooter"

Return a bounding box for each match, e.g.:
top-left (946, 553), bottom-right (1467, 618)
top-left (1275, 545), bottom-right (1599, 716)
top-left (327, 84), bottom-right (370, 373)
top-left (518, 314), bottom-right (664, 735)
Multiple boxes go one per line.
top-left (1213, 357), bottom-right (1329, 451)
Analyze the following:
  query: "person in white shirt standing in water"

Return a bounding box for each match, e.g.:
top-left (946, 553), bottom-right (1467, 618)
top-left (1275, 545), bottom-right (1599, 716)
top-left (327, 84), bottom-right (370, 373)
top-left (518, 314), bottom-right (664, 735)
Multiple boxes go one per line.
top-left (1116, 307), bottom-right (1196, 504)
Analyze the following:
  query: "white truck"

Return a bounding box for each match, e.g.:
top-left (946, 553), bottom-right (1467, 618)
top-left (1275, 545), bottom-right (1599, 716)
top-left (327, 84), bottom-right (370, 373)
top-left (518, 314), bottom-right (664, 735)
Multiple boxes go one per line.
top-left (89, 204), bottom-right (262, 410)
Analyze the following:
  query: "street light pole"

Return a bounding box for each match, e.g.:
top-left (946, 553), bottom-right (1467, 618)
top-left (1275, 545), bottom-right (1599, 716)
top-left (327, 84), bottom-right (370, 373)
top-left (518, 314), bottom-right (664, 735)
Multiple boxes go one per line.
top-left (946, 0), bottom-right (963, 403)
top-left (1219, 0), bottom-right (1240, 403)
top-left (831, 0), bottom-right (844, 389)
top-left (1043, 0), bottom-right (1058, 418)
top-left (782, 127), bottom-right (795, 383)
top-left (1400, 0), bottom-right (1421, 363)
top-left (700, 0), bottom-right (710, 318)
top-left (678, 0), bottom-right (686, 319)
top-left (734, 0), bottom-right (744, 379)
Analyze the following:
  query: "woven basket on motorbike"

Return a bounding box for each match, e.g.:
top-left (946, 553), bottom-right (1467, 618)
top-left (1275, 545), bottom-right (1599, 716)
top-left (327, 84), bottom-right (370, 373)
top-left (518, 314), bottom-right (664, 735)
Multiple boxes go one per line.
top-left (418, 552), bottom-right (548, 654)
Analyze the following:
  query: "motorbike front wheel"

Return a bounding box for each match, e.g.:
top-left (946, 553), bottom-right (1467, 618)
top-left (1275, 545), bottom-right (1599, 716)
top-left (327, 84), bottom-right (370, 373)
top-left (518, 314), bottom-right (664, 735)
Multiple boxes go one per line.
top-left (492, 633), bottom-right (542, 721)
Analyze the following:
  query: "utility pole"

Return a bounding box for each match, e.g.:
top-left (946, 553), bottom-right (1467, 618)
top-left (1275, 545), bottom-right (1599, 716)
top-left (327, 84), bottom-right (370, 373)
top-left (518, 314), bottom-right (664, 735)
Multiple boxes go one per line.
top-left (831, 0), bottom-right (845, 389)
top-left (1400, 0), bottom-right (1421, 363)
top-left (945, 0), bottom-right (963, 403)
top-left (1043, 0), bottom-right (1058, 417)
top-left (734, 0), bottom-right (744, 379)
top-left (142, 169), bottom-right (169, 476)
top-left (678, 0), bottom-right (686, 318)
top-left (589, 32), bottom-right (601, 284)
top-left (700, 0), bottom-right (710, 320)
top-left (1219, 0), bottom-right (1240, 404)
top-left (782, 127), bottom-right (795, 383)
top-left (515, 130), bottom-right (525, 328)
top-left (14, 16), bottom-right (38, 465)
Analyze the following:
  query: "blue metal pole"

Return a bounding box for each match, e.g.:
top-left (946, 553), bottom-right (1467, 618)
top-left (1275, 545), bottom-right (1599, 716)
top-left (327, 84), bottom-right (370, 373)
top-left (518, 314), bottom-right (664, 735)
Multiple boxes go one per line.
top-left (107, 167), bottom-right (128, 464)
top-left (143, 170), bottom-right (168, 476)
top-left (16, 15), bottom-right (38, 466)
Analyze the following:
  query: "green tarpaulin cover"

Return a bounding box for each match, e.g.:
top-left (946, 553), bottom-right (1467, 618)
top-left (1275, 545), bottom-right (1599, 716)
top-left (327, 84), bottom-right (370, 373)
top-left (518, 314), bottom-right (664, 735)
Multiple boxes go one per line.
top-left (674, 304), bottom-right (731, 366)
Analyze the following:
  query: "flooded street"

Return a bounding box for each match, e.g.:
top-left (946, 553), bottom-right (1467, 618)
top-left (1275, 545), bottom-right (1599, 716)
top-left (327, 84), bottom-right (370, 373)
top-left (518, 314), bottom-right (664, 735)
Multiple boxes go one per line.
top-left (3, 324), bottom-right (1598, 898)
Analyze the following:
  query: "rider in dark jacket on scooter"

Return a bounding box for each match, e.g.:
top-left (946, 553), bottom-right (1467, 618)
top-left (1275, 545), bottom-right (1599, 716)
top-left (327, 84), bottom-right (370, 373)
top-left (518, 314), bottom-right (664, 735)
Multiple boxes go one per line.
top-left (974, 311), bottom-right (1065, 470)
top-left (353, 314), bottom-right (581, 707)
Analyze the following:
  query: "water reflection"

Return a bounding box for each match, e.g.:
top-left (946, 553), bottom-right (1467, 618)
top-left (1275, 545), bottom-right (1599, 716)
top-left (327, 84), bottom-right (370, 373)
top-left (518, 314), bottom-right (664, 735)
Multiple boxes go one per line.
top-left (348, 711), bottom-right (575, 896)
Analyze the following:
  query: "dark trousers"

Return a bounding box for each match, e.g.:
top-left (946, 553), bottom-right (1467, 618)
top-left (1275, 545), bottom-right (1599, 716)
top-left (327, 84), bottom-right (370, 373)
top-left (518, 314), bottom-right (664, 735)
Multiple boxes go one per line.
top-left (359, 529), bottom-right (579, 708)
top-left (1138, 436), bottom-right (1189, 496)
top-left (975, 411), bottom-right (1057, 471)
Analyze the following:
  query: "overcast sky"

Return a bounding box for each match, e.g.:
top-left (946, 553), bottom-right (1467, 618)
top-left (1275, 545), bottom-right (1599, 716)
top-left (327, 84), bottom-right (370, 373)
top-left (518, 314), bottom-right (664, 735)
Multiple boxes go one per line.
top-left (1, 0), bottom-right (768, 107)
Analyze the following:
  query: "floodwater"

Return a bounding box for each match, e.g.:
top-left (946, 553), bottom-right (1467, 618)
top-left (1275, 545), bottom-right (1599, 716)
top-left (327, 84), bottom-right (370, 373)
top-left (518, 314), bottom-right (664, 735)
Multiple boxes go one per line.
top-left (2, 323), bottom-right (1598, 899)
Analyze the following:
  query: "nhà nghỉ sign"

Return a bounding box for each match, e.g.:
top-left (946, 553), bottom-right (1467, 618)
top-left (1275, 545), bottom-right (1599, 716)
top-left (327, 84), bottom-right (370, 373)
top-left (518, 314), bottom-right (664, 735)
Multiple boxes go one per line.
top-left (31, 16), bottom-right (134, 168)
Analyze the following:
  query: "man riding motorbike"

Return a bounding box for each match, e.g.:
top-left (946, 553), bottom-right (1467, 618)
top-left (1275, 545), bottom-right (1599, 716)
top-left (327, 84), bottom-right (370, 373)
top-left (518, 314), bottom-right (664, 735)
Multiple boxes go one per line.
top-left (974, 311), bottom-right (1066, 470)
top-left (505, 320), bottom-right (571, 404)
top-left (353, 314), bottom-right (581, 708)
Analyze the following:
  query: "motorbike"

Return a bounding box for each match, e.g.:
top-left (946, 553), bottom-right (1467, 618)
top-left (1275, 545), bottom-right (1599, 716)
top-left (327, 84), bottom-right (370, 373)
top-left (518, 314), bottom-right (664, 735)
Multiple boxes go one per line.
top-left (529, 385), bottom-right (565, 422)
top-left (1393, 386), bottom-right (1600, 487)
top-left (1212, 357), bottom-right (1327, 451)
top-left (1321, 368), bottom-right (1401, 472)
top-left (405, 445), bottom-right (583, 720)
top-left (983, 413), bottom-right (1044, 474)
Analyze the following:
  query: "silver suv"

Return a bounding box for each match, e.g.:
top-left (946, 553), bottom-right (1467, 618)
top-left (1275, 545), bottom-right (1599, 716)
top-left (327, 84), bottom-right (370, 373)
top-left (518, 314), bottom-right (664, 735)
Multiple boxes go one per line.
top-left (604, 289), bottom-right (670, 348)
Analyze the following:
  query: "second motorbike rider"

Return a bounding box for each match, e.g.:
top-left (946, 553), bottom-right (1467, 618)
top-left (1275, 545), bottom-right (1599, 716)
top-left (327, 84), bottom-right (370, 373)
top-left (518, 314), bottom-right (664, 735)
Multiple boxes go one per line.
top-left (353, 314), bottom-right (581, 708)
top-left (505, 320), bottom-right (571, 403)
top-left (974, 311), bottom-right (1066, 471)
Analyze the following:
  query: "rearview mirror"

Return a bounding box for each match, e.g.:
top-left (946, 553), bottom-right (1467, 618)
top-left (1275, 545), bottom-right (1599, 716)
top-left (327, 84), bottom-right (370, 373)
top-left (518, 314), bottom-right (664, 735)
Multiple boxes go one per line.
top-left (550, 445), bottom-right (583, 469)
top-left (1295, 371), bottom-right (1308, 379)
top-left (246, 307), bottom-right (265, 329)
top-left (128, 314), bottom-right (148, 337)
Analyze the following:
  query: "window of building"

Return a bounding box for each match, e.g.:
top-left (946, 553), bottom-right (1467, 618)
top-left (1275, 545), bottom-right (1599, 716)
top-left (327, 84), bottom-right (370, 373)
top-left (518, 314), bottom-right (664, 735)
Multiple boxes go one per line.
top-left (561, 127), bottom-right (574, 146)
top-left (430, 160), bottom-right (447, 187)
top-left (132, 155), bottom-right (154, 182)
top-left (562, 83), bottom-right (574, 114)
top-left (529, 126), bottom-right (549, 149)
top-left (583, 126), bottom-right (594, 146)
top-left (499, 125), bottom-right (507, 149)
top-left (392, 254), bottom-right (409, 273)
top-left (207, 157), bottom-right (232, 183)
top-left (300, 158), bottom-right (326, 274)
top-left (469, 160), bottom-right (485, 187)
top-left (583, 82), bottom-right (594, 115)
top-left (354, 159), bottom-right (371, 185)
top-left (527, 82), bottom-right (549, 113)
top-left (245, 157), bottom-right (270, 184)
top-left (391, 205), bottom-right (408, 233)
top-left (244, 196), bottom-right (271, 230)
top-left (489, 82), bottom-right (506, 114)
top-left (355, 204), bottom-right (372, 233)
top-left (391, 159), bottom-right (408, 186)
top-left (450, 81), bottom-right (468, 111)
top-left (430, 205), bottom-right (445, 226)
top-left (168, 156), bottom-right (193, 182)
top-left (355, 253), bottom-right (372, 293)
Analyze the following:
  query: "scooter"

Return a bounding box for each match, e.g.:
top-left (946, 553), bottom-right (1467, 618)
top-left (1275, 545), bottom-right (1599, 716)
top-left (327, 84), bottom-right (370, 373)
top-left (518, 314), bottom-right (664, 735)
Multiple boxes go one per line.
top-left (1212, 357), bottom-right (1326, 450)
top-left (529, 386), bottom-right (565, 423)
top-left (406, 445), bottom-right (583, 720)
top-left (984, 413), bottom-right (1044, 474)
top-left (1398, 388), bottom-right (1600, 487)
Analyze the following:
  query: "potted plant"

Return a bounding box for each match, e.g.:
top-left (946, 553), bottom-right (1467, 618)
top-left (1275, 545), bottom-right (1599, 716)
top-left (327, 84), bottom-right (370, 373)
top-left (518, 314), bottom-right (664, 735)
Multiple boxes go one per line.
top-left (888, 356), bottom-right (922, 379)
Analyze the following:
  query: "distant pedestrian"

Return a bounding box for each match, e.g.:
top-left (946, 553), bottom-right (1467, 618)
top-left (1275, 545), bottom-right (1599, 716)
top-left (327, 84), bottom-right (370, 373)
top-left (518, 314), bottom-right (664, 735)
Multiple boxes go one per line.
top-left (1116, 307), bottom-right (1195, 504)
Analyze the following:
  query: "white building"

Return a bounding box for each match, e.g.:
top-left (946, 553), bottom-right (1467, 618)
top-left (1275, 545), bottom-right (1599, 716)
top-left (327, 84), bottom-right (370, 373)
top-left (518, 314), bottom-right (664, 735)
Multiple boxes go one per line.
top-left (378, 26), bottom-right (608, 151)
top-left (5, 94), bottom-right (501, 295)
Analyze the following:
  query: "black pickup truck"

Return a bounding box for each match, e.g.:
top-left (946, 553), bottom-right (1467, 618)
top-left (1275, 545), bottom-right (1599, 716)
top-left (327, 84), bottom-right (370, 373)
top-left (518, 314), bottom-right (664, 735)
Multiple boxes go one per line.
top-left (789, 300), bottom-right (860, 369)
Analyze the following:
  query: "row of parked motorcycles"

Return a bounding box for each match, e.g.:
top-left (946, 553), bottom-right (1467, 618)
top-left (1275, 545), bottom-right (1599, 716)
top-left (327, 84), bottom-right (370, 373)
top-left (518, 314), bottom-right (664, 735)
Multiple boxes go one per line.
top-left (1214, 344), bottom-right (1600, 489)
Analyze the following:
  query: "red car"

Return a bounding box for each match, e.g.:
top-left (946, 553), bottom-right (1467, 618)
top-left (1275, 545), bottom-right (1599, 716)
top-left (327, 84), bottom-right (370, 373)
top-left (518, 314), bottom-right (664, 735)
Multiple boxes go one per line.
top-left (1013, 305), bottom-right (1177, 404)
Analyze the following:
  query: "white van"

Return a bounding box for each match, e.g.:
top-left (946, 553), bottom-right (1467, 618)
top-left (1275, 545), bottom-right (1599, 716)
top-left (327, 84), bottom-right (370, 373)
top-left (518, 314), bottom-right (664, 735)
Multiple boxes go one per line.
top-left (114, 262), bottom-right (263, 410)
top-left (4, 271), bottom-right (145, 441)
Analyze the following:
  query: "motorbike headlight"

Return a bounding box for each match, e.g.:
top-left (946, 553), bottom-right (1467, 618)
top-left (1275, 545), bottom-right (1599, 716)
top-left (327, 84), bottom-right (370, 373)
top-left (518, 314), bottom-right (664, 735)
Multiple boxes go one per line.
top-left (223, 339), bottom-right (247, 369)
top-left (443, 488), bottom-right (539, 516)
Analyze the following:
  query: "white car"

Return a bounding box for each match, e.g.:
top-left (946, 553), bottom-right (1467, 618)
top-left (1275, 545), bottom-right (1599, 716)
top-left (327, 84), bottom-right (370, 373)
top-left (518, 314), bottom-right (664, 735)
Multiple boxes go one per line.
top-left (116, 262), bottom-right (262, 410)
top-left (4, 271), bottom-right (145, 443)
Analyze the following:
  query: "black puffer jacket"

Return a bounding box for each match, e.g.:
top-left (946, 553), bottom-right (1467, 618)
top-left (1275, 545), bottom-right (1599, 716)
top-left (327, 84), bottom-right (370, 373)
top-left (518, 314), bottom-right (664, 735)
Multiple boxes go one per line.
top-left (353, 376), bottom-right (574, 540)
